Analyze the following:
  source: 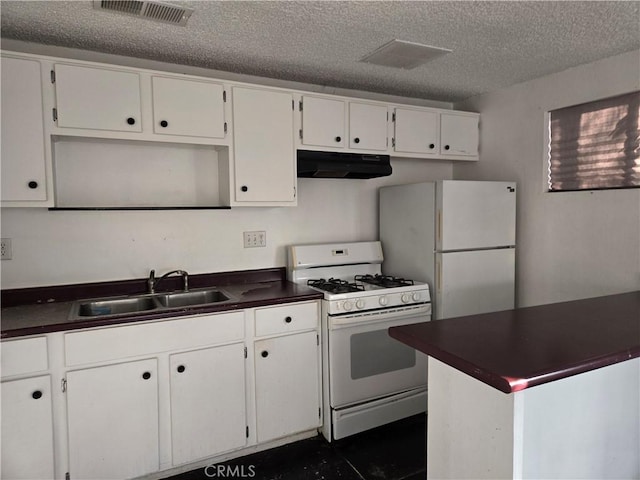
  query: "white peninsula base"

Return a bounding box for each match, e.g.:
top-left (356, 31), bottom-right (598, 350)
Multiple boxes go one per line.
top-left (427, 357), bottom-right (640, 479)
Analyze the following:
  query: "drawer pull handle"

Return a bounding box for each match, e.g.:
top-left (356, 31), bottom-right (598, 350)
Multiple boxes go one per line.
top-left (142, 371), bottom-right (151, 380)
top-left (285, 316), bottom-right (292, 323)
top-left (261, 351), bottom-right (269, 358)
top-left (28, 180), bottom-right (39, 189)
top-left (160, 120), bottom-right (168, 128)
top-left (32, 390), bottom-right (43, 400)
top-left (177, 365), bottom-right (186, 373)
top-left (126, 117), bottom-right (136, 125)
top-left (335, 136), bottom-right (341, 143)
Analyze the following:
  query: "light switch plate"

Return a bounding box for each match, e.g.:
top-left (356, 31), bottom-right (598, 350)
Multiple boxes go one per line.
top-left (1, 238), bottom-right (12, 260)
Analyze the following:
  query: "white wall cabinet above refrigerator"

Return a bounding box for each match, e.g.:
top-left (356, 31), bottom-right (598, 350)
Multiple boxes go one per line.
top-left (392, 107), bottom-right (479, 160)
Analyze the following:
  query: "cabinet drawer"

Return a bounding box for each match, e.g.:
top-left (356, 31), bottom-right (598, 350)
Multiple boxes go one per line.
top-left (65, 311), bottom-right (244, 366)
top-left (255, 302), bottom-right (318, 337)
top-left (1, 337), bottom-right (48, 377)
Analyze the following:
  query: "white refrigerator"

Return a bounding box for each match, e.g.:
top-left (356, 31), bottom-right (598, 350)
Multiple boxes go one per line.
top-left (380, 180), bottom-right (516, 320)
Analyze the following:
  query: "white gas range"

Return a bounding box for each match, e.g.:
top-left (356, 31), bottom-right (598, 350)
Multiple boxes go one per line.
top-left (287, 241), bottom-right (431, 441)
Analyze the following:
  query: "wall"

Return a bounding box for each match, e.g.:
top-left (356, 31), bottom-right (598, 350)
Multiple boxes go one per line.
top-left (455, 49), bottom-right (640, 307)
top-left (1, 158), bottom-right (453, 288)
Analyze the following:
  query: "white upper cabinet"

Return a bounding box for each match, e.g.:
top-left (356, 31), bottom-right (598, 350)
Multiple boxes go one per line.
top-left (54, 63), bottom-right (142, 132)
top-left (393, 107), bottom-right (439, 155)
top-left (232, 86), bottom-right (296, 205)
top-left (299, 95), bottom-right (389, 152)
top-left (300, 95), bottom-right (346, 148)
top-left (151, 76), bottom-right (225, 138)
top-left (1, 56), bottom-right (48, 204)
top-left (393, 107), bottom-right (479, 160)
top-left (349, 102), bottom-right (388, 151)
top-left (440, 112), bottom-right (479, 158)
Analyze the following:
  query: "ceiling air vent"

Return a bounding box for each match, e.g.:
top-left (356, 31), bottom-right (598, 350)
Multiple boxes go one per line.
top-left (360, 39), bottom-right (451, 70)
top-left (94, 1), bottom-right (193, 26)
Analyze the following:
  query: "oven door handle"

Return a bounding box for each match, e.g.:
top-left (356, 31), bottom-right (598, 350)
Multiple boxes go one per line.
top-left (329, 304), bottom-right (431, 329)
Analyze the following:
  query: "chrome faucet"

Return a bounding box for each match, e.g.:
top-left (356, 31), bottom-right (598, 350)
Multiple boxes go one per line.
top-left (148, 269), bottom-right (189, 294)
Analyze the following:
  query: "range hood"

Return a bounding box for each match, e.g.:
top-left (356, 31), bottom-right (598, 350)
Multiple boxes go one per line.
top-left (297, 150), bottom-right (392, 179)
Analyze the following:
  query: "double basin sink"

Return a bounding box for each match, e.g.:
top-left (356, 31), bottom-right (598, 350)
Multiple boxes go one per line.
top-left (69, 288), bottom-right (234, 320)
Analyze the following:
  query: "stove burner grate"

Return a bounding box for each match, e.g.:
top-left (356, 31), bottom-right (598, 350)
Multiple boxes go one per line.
top-left (307, 278), bottom-right (365, 294)
top-left (355, 274), bottom-right (415, 288)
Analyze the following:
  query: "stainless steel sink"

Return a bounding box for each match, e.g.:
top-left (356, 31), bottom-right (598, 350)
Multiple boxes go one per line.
top-left (70, 288), bottom-right (234, 319)
top-left (155, 289), bottom-right (230, 308)
top-left (76, 296), bottom-right (158, 317)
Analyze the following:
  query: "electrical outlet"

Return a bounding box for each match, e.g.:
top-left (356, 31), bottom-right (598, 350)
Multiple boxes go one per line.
top-left (243, 231), bottom-right (266, 248)
top-left (1, 238), bottom-right (12, 260)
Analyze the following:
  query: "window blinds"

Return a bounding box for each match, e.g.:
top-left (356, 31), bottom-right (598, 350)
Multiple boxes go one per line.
top-left (548, 91), bottom-right (640, 191)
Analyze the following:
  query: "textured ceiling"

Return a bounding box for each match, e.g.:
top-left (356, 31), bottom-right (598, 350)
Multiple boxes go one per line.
top-left (1, 1), bottom-right (639, 102)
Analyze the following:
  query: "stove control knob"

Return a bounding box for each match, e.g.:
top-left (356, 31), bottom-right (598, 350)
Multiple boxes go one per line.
top-left (379, 296), bottom-right (388, 306)
top-left (343, 301), bottom-right (353, 311)
top-left (356, 299), bottom-right (366, 310)
top-left (412, 292), bottom-right (421, 302)
top-left (401, 294), bottom-right (411, 303)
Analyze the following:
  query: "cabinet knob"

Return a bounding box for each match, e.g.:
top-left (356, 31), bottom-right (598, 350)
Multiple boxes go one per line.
top-left (444, 145), bottom-right (450, 150)
top-left (127, 117), bottom-right (136, 125)
top-left (261, 351), bottom-right (269, 358)
top-left (32, 390), bottom-right (43, 400)
top-left (284, 316), bottom-right (292, 323)
top-left (353, 137), bottom-right (360, 144)
top-left (177, 365), bottom-right (186, 373)
top-left (335, 136), bottom-right (342, 143)
top-left (142, 371), bottom-right (151, 380)
top-left (429, 143), bottom-right (435, 149)
top-left (160, 120), bottom-right (168, 128)
top-left (27, 181), bottom-right (39, 189)
top-left (241, 186), bottom-right (248, 192)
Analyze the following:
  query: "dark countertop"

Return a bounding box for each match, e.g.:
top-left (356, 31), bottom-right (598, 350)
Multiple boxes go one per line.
top-left (389, 291), bottom-right (640, 394)
top-left (1, 268), bottom-right (323, 339)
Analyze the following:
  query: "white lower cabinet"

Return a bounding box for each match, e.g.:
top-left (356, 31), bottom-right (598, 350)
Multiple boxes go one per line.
top-left (1, 375), bottom-right (55, 480)
top-left (170, 343), bottom-right (247, 465)
top-left (254, 331), bottom-right (321, 443)
top-left (66, 359), bottom-right (160, 480)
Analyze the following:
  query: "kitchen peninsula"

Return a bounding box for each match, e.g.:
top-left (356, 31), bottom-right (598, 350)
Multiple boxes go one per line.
top-left (389, 291), bottom-right (640, 480)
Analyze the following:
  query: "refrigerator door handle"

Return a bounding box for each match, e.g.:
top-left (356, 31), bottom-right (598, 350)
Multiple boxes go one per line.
top-left (436, 209), bottom-right (442, 246)
top-left (436, 260), bottom-right (441, 291)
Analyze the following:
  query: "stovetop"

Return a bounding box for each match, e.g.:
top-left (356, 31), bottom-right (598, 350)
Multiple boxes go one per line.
top-left (307, 275), bottom-right (416, 294)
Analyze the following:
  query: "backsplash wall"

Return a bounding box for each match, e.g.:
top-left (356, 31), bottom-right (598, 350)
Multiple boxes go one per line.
top-left (1, 159), bottom-right (452, 289)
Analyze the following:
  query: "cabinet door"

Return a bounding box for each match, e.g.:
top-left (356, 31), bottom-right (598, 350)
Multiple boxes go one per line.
top-left (255, 331), bottom-right (321, 442)
top-left (1, 376), bottom-right (54, 480)
top-left (394, 107), bottom-right (439, 155)
top-left (232, 87), bottom-right (295, 203)
top-left (66, 359), bottom-right (159, 479)
top-left (349, 102), bottom-right (388, 151)
top-left (1, 56), bottom-right (47, 202)
top-left (54, 64), bottom-right (142, 132)
top-left (301, 95), bottom-right (346, 148)
top-left (170, 343), bottom-right (247, 465)
top-left (440, 112), bottom-right (479, 157)
top-left (152, 76), bottom-right (225, 138)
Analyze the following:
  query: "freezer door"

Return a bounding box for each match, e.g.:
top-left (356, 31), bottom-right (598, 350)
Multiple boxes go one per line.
top-left (437, 180), bottom-right (516, 251)
top-left (435, 249), bottom-right (515, 320)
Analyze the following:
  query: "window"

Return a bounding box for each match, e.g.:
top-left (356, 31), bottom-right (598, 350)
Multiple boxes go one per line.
top-left (548, 91), bottom-right (640, 192)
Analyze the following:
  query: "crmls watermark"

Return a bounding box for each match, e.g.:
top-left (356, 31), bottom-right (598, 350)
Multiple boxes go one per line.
top-left (204, 464), bottom-right (257, 478)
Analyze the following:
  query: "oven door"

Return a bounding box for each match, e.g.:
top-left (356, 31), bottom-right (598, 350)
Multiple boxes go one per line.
top-left (328, 305), bottom-right (430, 408)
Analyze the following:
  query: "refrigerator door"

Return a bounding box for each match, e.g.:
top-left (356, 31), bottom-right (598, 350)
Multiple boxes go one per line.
top-left (437, 180), bottom-right (516, 251)
top-left (435, 249), bottom-right (515, 320)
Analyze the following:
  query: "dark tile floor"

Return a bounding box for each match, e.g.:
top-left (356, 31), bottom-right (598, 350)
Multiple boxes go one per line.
top-left (165, 414), bottom-right (426, 480)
